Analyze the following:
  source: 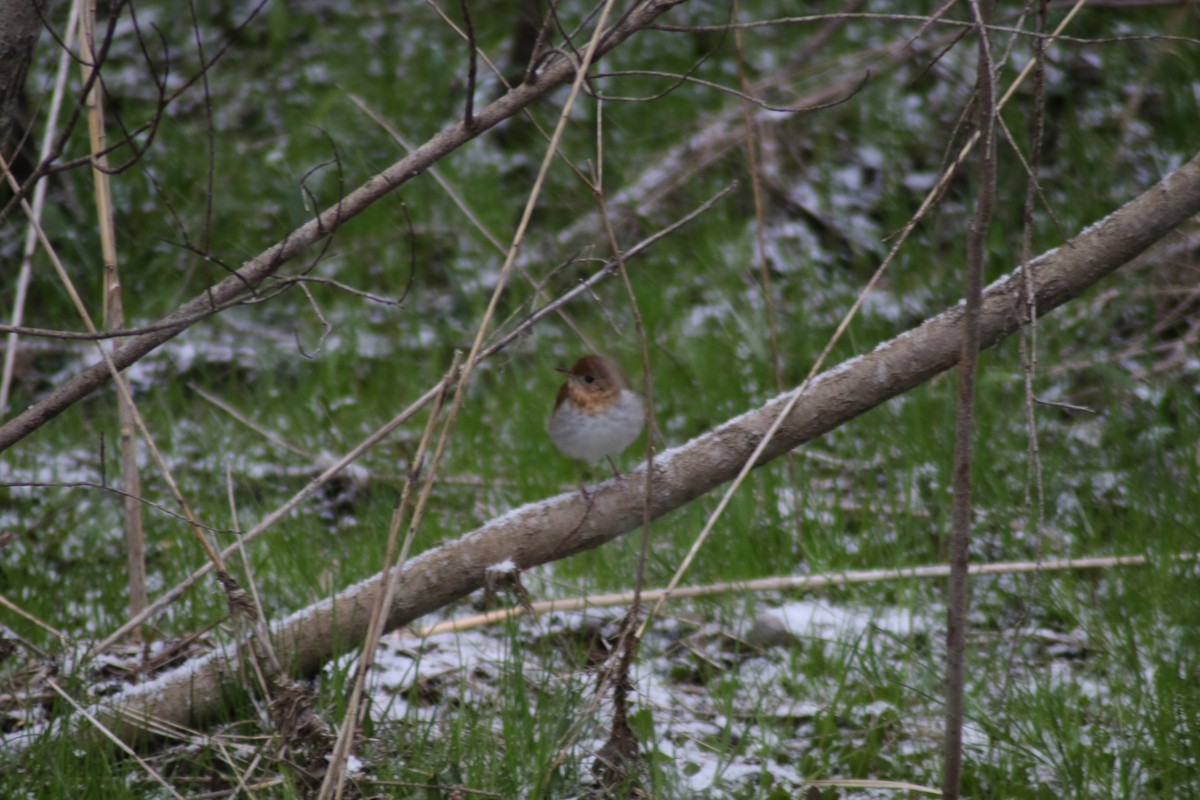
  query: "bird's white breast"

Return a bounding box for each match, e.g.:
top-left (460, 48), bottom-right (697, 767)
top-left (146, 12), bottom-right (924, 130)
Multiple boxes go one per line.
top-left (549, 389), bottom-right (644, 463)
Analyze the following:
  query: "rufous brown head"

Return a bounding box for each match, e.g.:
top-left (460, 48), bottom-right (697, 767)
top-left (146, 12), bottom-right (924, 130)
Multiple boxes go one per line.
top-left (554, 355), bottom-right (629, 413)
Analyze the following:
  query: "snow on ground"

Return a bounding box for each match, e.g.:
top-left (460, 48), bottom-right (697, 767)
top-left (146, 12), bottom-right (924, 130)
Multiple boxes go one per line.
top-left (342, 594), bottom-right (942, 795)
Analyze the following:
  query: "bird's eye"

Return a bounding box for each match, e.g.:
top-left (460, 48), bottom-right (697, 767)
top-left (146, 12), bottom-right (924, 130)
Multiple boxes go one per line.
top-left (584, 375), bottom-right (595, 384)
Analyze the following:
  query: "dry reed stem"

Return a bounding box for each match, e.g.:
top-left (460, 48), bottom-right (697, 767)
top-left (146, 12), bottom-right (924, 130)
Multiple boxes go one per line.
top-left (318, 353), bottom-right (460, 800)
top-left (45, 678), bottom-right (187, 800)
top-left (410, 551), bottom-right (1200, 636)
top-left (0, 592), bottom-right (67, 640)
top-left (78, 0), bottom-right (148, 632)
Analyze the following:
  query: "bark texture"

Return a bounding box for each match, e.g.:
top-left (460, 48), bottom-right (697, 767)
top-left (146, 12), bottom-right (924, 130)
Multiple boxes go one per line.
top-left (0, 0), bottom-right (47, 150)
top-left (91, 152), bottom-right (1200, 744)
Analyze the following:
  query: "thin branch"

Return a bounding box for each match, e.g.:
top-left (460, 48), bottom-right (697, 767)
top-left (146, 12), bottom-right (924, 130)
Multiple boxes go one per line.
top-left (586, 4), bottom-right (731, 108)
top-left (651, 13), bottom-right (1200, 45)
top-left (411, 550), bottom-right (1200, 636)
top-left (343, 90), bottom-right (596, 351)
top-left (731, 0), bottom-right (799, 539)
top-left (582, 98), bottom-right (660, 787)
top-left (1, 481), bottom-right (239, 532)
top-left (989, 0), bottom-right (1055, 766)
top-left (943, 1), bottom-right (996, 795)
top-left (1033, 397), bottom-right (1096, 414)
top-left (266, 275), bottom-right (407, 306)
top-left (186, 0), bottom-right (217, 253)
top-left (292, 282), bottom-right (333, 359)
top-left (591, 68), bottom-right (870, 112)
top-left (189, 383), bottom-right (317, 459)
top-left (459, 0), bottom-right (478, 129)
top-left (0, 315), bottom-right (236, 340)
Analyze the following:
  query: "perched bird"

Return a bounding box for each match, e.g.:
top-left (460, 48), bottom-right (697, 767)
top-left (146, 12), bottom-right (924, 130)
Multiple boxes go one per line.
top-left (549, 355), bottom-right (644, 497)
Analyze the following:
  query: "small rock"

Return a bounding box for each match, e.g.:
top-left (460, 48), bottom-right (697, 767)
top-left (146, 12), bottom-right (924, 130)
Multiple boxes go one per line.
top-left (744, 612), bottom-right (795, 650)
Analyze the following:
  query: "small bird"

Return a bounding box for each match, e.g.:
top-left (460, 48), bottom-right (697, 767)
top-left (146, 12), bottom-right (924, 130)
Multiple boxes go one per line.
top-left (549, 355), bottom-right (644, 497)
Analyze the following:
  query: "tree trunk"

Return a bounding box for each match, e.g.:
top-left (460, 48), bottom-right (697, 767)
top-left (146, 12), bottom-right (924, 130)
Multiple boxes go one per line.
top-left (0, 0), bottom-right (47, 153)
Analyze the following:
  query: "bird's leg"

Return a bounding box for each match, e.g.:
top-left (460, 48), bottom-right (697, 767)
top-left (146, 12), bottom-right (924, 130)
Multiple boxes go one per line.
top-left (606, 456), bottom-right (624, 482)
top-left (576, 462), bottom-right (594, 504)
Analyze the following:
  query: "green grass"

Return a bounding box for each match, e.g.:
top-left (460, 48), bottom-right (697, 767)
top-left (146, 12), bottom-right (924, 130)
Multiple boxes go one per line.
top-left (2, 0), bottom-right (1200, 797)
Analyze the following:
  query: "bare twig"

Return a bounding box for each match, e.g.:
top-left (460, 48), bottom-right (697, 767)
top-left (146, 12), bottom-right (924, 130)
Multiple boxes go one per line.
top-left (591, 68), bottom-right (869, 112)
top-left (2, 481), bottom-right (237, 531)
top-left (459, 0), bottom-right (478, 129)
top-left (293, 282), bottom-right (333, 359)
top-left (186, 0), bottom-right (217, 252)
top-left (266, 274), bottom-right (407, 306)
top-left (731, 0), bottom-right (802, 537)
top-left (189, 382), bottom-right (318, 459)
top-left (1017, 0), bottom-right (1050, 515)
top-left (584, 99), bottom-right (660, 787)
top-left (992, 3), bottom-right (1055, 757)
top-left (651, 12), bottom-right (1199, 45)
top-left (411, 551), bottom-right (1200, 636)
top-left (1033, 398), bottom-right (1096, 414)
top-left (0, 316), bottom-right (238, 340)
top-left (343, 91), bottom-right (597, 351)
top-left (943, 2), bottom-right (996, 796)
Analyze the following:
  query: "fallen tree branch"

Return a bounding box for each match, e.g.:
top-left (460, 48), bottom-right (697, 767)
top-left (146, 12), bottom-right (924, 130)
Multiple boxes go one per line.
top-left (84, 151), bottom-right (1200, 744)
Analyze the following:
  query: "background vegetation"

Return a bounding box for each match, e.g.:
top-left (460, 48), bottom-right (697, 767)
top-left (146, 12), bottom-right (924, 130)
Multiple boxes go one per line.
top-left (1, 0), bottom-right (1198, 797)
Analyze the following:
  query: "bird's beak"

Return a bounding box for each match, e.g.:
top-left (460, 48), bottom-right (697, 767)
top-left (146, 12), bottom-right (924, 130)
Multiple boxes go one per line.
top-left (554, 365), bottom-right (571, 376)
